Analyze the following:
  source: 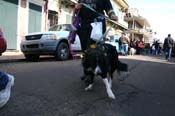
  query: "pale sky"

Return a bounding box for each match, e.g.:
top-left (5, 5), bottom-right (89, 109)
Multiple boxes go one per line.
top-left (125, 0), bottom-right (175, 42)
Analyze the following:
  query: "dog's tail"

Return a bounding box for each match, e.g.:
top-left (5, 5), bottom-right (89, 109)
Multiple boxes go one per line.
top-left (116, 61), bottom-right (128, 74)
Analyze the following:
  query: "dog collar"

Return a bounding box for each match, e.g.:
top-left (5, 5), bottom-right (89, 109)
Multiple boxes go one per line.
top-left (90, 44), bottom-right (96, 49)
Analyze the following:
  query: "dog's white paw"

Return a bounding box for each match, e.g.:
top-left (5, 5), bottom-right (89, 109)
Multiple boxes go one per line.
top-left (108, 78), bottom-right (112, 88)
top-left (85, 84), bottom-right (93, 91)
top-left (109, 82), bottom-right (112, 88)
top-left (107, 88), bottom-right (115, 99)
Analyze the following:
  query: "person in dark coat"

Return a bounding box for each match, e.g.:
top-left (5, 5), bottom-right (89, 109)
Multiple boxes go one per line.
top-left (163, 34), bottom-right (174, 59)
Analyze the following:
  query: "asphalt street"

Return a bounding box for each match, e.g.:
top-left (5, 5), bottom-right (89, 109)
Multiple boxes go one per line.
top-left (0, 55), bottom-right (175, 116)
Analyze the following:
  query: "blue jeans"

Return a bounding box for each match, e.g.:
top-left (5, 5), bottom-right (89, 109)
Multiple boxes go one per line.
top-left (165, 47), bottom-right (172, 59)
top-left (121, 44), bottom-right (128, 55)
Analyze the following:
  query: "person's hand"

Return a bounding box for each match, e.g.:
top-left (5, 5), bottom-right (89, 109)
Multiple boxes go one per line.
top-left (111, 15), bottom-right (118, 21)
top-left (75, 3), bottom-right (82, 9)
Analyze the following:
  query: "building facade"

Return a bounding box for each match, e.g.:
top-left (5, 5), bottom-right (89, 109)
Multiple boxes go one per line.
top-left (124, 8), bottom-right (152, 43)
top-left (108, 0), bottom-right (129, 36)
top-left (47, 0), bottom-right (76, 28)
top-left (0, 0), bottom-right (47, 50)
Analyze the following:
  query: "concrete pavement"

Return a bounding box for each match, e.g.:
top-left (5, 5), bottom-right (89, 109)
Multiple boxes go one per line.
top-left (0, 54), bottom-right (175, 116)
top-left (0, 51), bottom-right (24, 63)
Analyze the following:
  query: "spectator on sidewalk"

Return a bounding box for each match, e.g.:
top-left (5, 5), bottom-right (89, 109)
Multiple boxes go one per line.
top-left (129, 39), bottom-right (136, 55)
top-left (163, 34), bottom-right (174, 60)
top-left (119, 33), bottom-right (130, 55)
top-left (136, 38), bottom-right (145, 55)
top-left (152, 40), bottom-right (161, 55)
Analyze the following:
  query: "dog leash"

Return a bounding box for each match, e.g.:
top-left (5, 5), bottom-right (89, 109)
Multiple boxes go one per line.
top-left (97, 24), bottom-right (115, 43)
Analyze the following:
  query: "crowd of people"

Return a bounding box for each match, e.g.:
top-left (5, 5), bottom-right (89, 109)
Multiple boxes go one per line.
top-left (117, 33), bottom-right (174, 60)
top-left (118, 33), bottom-right (146, 56)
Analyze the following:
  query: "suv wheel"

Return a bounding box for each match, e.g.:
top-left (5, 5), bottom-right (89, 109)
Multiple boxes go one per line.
top-left (55, 42), bottom-right (70, 61)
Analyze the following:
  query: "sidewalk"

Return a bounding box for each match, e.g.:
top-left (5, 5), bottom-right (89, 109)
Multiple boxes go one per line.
top-left (0, 51), bottom-right (24, 63)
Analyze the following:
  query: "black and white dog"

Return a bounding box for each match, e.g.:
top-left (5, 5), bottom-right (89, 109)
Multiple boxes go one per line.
top-left (82, 43), bottom-right (128, 99)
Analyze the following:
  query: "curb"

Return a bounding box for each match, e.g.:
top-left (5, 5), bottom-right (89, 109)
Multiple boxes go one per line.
top-left (0, 58), bottom-right (24, 63)
top-left (0, 51), bottom-right (24, 63)
top-left (2, 51), bottom-right (22, 56)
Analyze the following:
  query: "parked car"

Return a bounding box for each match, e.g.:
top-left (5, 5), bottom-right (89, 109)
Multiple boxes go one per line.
top-left (0, 28), bottom-right (7, 56)
top-left (20, 24), bottom-right (82, 61)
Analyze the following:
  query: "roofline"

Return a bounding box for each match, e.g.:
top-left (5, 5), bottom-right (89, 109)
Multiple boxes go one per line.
top-left (124, 16), bottom-right (151, 27)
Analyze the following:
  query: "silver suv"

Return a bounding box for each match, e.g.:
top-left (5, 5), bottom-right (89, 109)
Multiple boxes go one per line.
top-left (20, 24), bottom-right (81, 61)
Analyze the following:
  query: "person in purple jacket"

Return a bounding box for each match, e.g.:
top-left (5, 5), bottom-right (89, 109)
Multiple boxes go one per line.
top-left (68, 7), bottom-right (81, 44)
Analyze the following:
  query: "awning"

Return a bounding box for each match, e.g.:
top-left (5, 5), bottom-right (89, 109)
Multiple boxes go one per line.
top-left (107, 20), bottom-right (128, 30)
top-left (117, 23), bottom-right (128, 30)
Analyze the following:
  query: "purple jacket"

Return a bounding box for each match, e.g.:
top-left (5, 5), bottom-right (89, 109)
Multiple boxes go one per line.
top-left (68, 8), bottom-right (81, 44)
